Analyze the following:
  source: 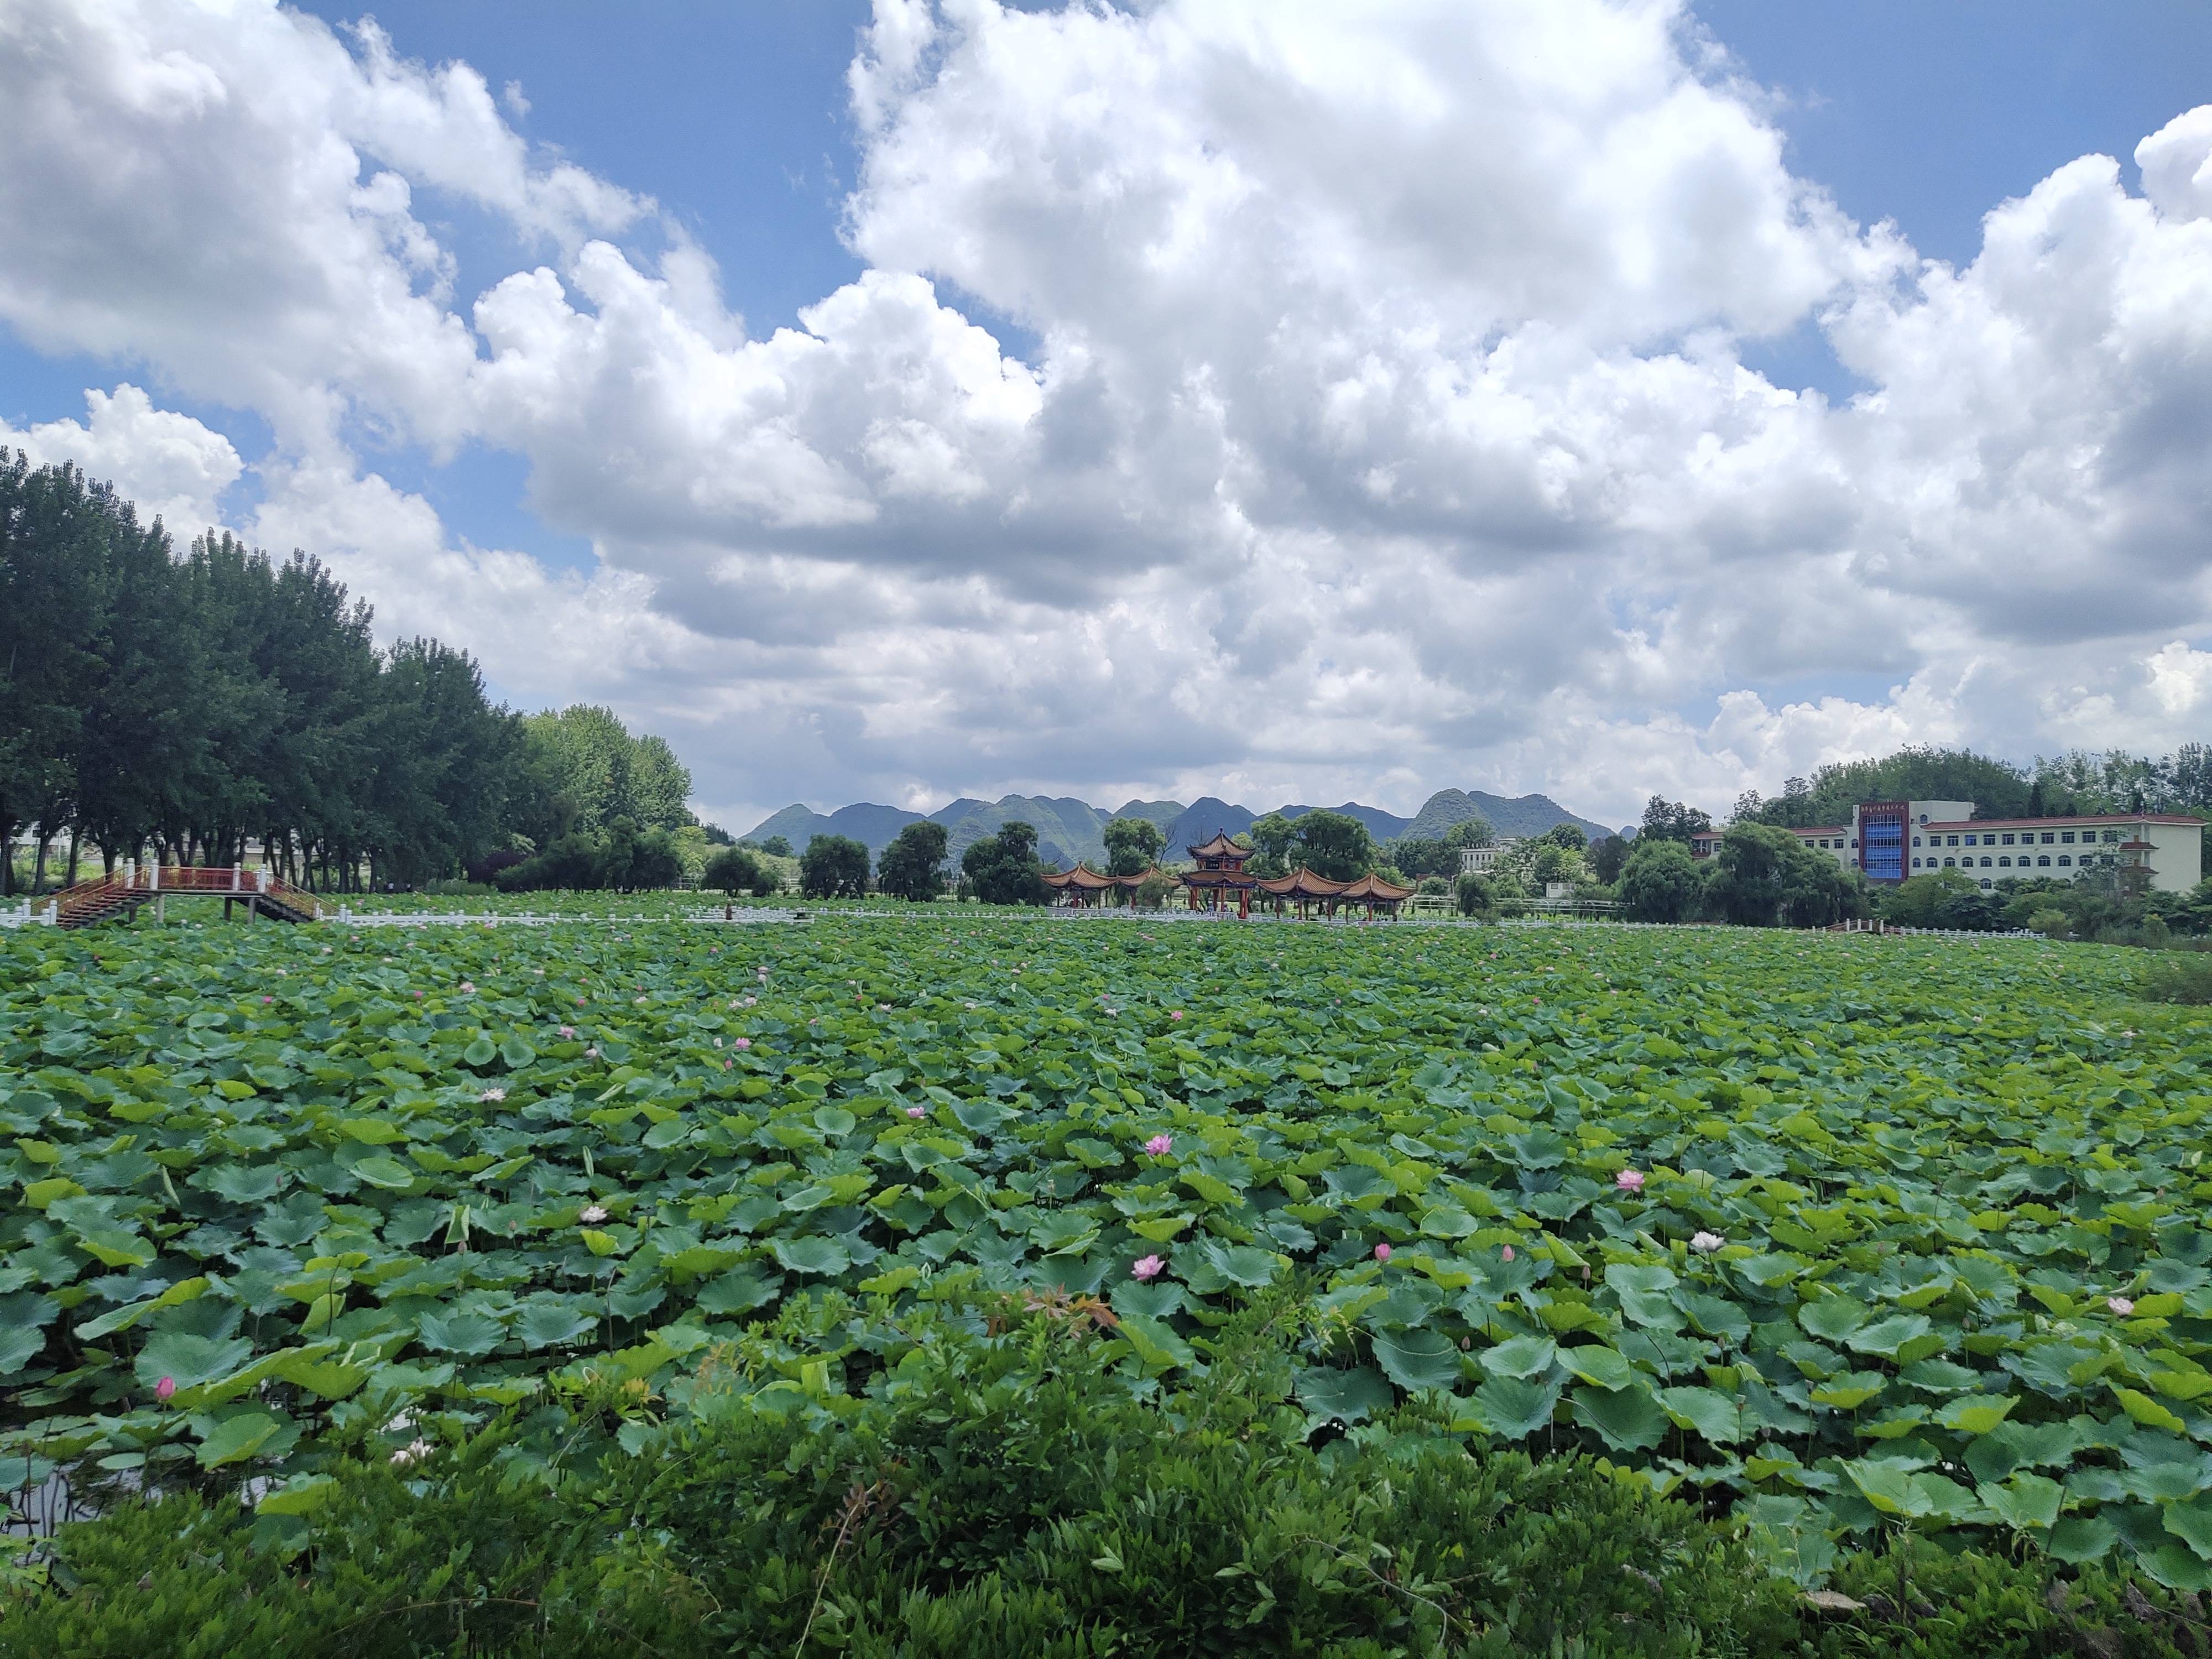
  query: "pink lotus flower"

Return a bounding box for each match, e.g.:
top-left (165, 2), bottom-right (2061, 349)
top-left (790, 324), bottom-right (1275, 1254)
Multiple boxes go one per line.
top-left (1131, 1254), bottom-right (1165, 1282)
top-left (906, 1104), bottom-right (926, 1118)
top-left (2109, 1296), bottom-right (2136, 1316)
top-left (1501, 1245), bottom-right (1515, 1262)
top-left (1145, 1134), bottom-right (1173, 1156)
top-left (732, 1037), bottom-right (750, 1050)
top-left (155, 1376), bottom-right (176, 1402)
top-left (559, 1025), bottom-right (575, 1039)
top-left (457, 982), bottom-right (475, 995)
top-left (260, 995), bottom-right (273, 1004)
top-left (413, 990), bottom-right (425, 999)
top-left (576, 997), bottom-right (586, 1005)
top-left (1615, 1168), bottom-right (1645, 1192)
top-left (1169, 1010), bottom-right (1183, 1021)
top-left (723, 1059), bottom-right (732, 1070)
top-left (1374, 1242), bottom-right (1392, 1263)
top-left (1691, 1230), bottom-right (1725, 1253)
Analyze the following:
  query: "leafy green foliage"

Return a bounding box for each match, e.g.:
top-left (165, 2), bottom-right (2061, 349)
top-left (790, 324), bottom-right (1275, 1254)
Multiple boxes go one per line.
top-left (701, 846), bottom-right (776, 899)
top-left (959, 822), bottom-right (1047, 905)
top-left (1618, 837), bottom-right (1703, 921)
top-left (876, 822), bottom-right (950, 902)
top-left (800, 835), bottom-right (872, 900)
top-left (0, 459), bottom-right (622, 896)
top-left (0, 912), bottom-right (2205, 1592)
top-left (1100, 816), bottom-right (1165, 878)
top-left (6, 1304), bottom-right (1808, 1656)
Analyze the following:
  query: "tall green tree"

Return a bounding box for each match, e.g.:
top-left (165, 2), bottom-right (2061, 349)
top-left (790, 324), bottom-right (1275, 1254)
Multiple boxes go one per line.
top-left (1290, 810), bottom-right (1373, 881)
top-left (1101, 815), bottom-right (1165, 877)
top-left (1638, 797), bottom-right (1712, 845)
top-left (1617, 838), bottom-right (1703, 922)
top-left (1244, 812), bottom-right (1297, 878)
top-left (799, 834), bottom-right (871, 899)
top-left (961, 821), bottom-right (1047, 905)
top-left (878, 821), bottom-right (950, 902)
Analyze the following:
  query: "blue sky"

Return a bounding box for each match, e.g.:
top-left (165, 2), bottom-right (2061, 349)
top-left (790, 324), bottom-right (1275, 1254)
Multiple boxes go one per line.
top-left (3, 1), bottom-right (2210, 828)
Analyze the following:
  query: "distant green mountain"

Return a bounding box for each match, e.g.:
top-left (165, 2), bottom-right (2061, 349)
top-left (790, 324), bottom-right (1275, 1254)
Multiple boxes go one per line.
top-left (744, 802), bottom-right (923, 852)
top-left (745, 785), bottom-right (1618, 868)
top-left (1402, 789), bottom-right (1613, 843)
top-left (1278, 802), bottom-right (1412, 842)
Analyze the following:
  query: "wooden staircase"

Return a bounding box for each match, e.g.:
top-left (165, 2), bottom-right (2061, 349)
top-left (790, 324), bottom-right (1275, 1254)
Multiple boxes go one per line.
top-left (45, 864), bottom-right (327, 930)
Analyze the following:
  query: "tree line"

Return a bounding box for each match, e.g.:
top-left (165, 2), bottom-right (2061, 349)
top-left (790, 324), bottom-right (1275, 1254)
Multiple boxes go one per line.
top-left (1, 456), bottom-right (705, 895)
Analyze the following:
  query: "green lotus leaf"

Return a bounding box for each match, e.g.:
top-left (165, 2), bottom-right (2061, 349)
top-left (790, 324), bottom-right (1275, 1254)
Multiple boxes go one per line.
top-left (1295, 1366), bottom-right (1394, 1425)
top-left (196, 1410), bottom-right (283, 1468)
top-left (1372, 1329), bottom-right (1463, 1391)
top-left (769, 1237), bottom-right (851, 1276)
top-left (1571, 1381), bottom-right (1668, 1452)
top-left (1470, 1375), bottom-right (1561, 1439)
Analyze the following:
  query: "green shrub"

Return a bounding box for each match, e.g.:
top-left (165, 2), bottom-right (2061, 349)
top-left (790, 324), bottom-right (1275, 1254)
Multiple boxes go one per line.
top-left (1808, 1532), bottom-right (2205, 1658)
top-left (2141, 950), bottom-right (2212, 1005)
top-left (7, 1306), bottom-right (1803, 1657)
top-left (12, 1304), bottom-right (2211, 1657)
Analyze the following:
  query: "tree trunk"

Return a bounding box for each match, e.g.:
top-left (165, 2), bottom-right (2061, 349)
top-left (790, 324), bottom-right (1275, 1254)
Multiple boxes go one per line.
top-left (33, 834), bottom-right (50, 893)
top-left (64, 828), bottom-right (81, 888)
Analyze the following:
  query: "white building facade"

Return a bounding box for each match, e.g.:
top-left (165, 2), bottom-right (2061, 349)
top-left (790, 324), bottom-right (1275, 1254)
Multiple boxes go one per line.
top-left (1690, 801), bottom-right (2203, 894)
top-left (1458, 837), bottom-right (1524, 877)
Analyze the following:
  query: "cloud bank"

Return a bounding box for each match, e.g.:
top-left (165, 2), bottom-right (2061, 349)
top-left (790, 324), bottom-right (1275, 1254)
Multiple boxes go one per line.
top-left (2, 0), bottom-right (2209, 827)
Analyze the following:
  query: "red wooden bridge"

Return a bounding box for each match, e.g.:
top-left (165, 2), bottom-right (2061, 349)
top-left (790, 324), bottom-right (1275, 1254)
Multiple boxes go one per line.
top-left (42, 864), bottom-right (326, 930)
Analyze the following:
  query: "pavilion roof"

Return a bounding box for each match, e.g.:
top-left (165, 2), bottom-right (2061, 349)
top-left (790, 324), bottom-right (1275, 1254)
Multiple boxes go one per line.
top-left (1185, 831), bottom-right (1248, 860)
top-left (1111, 867), bottom-right (1164, 887)
top-left (1339, 872), bottom-right (1415, 900)
top-left (1256, 866), bottom-right (1349, 899)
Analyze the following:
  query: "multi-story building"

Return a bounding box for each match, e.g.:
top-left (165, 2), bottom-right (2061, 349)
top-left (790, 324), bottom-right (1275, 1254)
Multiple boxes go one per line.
top-left (1687, 800), bottom-right (2203, 894)
top-left (1458, 836), bottom-right (1524, 877)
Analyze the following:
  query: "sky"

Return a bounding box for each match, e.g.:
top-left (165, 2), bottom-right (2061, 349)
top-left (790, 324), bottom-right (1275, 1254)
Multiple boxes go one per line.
top-left (3, 2), bottom-right (2210, 836)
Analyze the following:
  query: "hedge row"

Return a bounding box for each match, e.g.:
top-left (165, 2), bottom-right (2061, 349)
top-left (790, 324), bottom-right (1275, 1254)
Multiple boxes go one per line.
top-left (6, 1302), bottom-right (2207, 1657)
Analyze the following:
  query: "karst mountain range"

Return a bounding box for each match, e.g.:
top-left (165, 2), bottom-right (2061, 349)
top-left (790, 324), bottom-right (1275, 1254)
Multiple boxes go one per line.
top-left (745, 789), bottom-right (1621, 872)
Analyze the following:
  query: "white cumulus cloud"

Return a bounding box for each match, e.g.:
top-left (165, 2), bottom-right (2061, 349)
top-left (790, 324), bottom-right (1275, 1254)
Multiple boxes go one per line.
top-left (1, 0), bottom-right (2209, 830)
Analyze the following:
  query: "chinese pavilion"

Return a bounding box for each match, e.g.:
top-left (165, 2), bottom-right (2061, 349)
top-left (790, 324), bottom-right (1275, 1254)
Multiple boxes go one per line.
top-left (1039, 864), bottom-right (1162, 906)
top-left (1168, 831), bottom-right (1416, 919)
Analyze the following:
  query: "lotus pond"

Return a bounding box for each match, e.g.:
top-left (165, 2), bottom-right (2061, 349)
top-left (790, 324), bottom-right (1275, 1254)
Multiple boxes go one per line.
top-left (3, 914), bottom-right (2208, 1585)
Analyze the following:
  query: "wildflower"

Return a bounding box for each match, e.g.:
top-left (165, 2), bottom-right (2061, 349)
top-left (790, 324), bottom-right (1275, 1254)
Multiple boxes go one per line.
top-left (1145, 1134), bottom-right (1173, 1156)
top-left (1501, 1245), bottom-right (1515, 1262)
top-left (559, 1025), bottom-right (575, 1039)
top-left (1131, 1254), bottom-right (1165, 1282)
top-left (2109, 1296), bottom-right (2136, 1317)
top-left (732, 1037), bottom-right (751, 1050)
top-left (1374, 1241), bottom-right (1392, 1264)
top-left (479, 1087), bottom-right (506, 1103)
top-left (1615, 1168), bottom-right (1645, 1192)
top-left (155, 1376), bottom-right (176, 1402)
top-left (581, 1204), bottom-right (608, 1224)
top-left (1691, 1230), bottom-right (1725, 1253)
